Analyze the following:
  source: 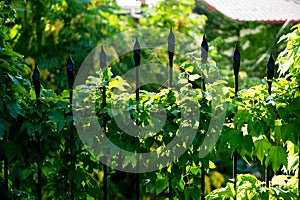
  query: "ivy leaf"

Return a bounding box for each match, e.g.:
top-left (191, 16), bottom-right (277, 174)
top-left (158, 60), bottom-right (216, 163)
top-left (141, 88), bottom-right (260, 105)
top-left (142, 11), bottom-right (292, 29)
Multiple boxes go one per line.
top-left (181, 62), bottom-right (194, 73)
top-left (265, 146), bottom-right (288, 173)
top-left (21, 120), bottom-right (35, 136)
top-left (108, 76), bottom-right (130, 91)
top-left (7, 73), bottom-right (21, 86)
top-left (7, 102), bottom-right (25, 119)
top-left (278, 107), bottom-right (289, 122)
top-left (188, 74), bottom-right (201, 81)
top-left (122, 154), bottom-right (137, 169)
top-left (155, 176), bottom-right (168, 194)
top-left (222, 128), bottom-right (243, 156)
top-left (3, 141), bottom-right (17, 161)
top-left (0, 117), bottom-right (10, 137)
top-left (185, 186), bottom-right (202, 200)
top-left (48, 109), bottom-right (65, 132)
top-left (254, 138), bottom-right (271, 164)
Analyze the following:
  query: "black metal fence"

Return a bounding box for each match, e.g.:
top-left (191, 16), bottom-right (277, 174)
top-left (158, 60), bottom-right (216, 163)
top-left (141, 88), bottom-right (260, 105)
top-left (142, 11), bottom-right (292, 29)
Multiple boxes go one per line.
top-left (2, 28), bottom-right (299, 199)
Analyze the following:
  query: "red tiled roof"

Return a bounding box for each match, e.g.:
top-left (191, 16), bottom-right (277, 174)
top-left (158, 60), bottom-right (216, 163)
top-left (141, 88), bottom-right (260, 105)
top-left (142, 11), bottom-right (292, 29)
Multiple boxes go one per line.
top-left (203, 0), bottom-right (300, 23)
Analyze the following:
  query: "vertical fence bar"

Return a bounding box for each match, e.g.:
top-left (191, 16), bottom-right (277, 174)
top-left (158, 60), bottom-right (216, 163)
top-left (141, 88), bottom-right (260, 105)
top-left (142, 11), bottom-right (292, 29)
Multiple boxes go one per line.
top-left (168, 27), bottom-right (175, 199)
top-left (134, 37), bottom-right (141, 200)
top-left (200, 34), bottom-right (209, 200)
top-left (100, 46), bottom-right (108, 200)
top-left (168, 27), bottom-right (175, 88)
top-left (32, 65), bottom-right (42, 200)
top-left (266, 54), bottom-right (275, 188)
top-left (233, 44), bottom-right (240, 200)
top-left (67, 55), bottom-right (75, 200)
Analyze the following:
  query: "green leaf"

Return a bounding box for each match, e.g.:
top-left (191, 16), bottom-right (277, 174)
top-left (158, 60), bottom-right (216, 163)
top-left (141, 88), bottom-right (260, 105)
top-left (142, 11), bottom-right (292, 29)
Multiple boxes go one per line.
top-left (122, 154), bottom-right (137, 168)
top-left (3, 141), bottom-right (17, 161)
top-left (181, 62), bottom-right (194, 73)
top-left (188, 74), bottom-right (201, 81)
top-left (0, 117), bottom-right (10, 137)
top-left (21, 120), bottom-right (36, 136)
top-left (155, 176), bottom-right (169, 194)
top-left (48, 109), bottom-right (65, 132)
top-left (7, 73), bottom-right (21, 86)
top-left (254, 138), bottom-right (271, 164)
top-left (265, 146), bottom-right (288, 173)
top-left (278, 107), bottom-right (289, 121)
top-left (184, 187), bottom-right (192, 200)
top-left (222, 128), bottom-right (243, 156)
top-left (7, 102), bottom-right (25, 119)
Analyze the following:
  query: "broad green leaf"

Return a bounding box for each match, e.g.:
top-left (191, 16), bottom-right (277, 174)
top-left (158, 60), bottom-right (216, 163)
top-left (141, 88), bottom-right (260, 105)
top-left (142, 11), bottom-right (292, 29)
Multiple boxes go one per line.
top-left (155, 176), bottom-right (169, 194)
top-left (122, 154), bottom-right (137, 168)
top-left (3, 141), bottom-right (17, 161)
top-left (189, 74), bottom-right (201, 81)
top-left (21, 120), bottom-right (35, 136)
top-left (0, 117), bottom-right (9, 137)
top-left (48, 109), bottom-right (65, 132)
top-left (265, 146), bottom-right (288, 173)
top-left (181, 62), bottom-right (194, 73)
top-left (238, 174), bottom-right (257, 185)
top-left (7, 102), bottom-right (25, 119)
top-left (8, 73), bottom-right (22, 86)
top-left (254, 138), bottom-right (271, 164)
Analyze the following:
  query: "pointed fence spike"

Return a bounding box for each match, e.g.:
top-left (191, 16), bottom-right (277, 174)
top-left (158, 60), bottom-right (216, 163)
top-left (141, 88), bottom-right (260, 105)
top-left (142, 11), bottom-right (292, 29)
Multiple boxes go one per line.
top-left (134, 37), bottom-right (141, 67)
top-left (267, 54), bottom-right (275, 95)
top-left (168, 27), bottom-right (175, 54)
top-left (267, 54), bottom-right (275, 80)
top-left (168, 27), bottom-right (175, 87)
top-left (233, 44), bottom-right (241, 76)
top-left (67, 55), bottom-right (75, 90)
top-left (233, 43), bottom-right (241, 96)
top-left (100, 46), bottom-right (107, 69)
top-left (201, 34), bottom-right (208, 64)
top-left (32, 65), bottom-right (41, 99)
top-left (134, 37), bottom-right (141, 101)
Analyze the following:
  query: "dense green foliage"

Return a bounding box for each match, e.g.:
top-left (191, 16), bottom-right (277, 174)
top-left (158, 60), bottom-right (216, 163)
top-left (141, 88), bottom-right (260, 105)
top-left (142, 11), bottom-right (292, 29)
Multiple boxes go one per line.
top-left (0, 0), bottom-right (299, 199)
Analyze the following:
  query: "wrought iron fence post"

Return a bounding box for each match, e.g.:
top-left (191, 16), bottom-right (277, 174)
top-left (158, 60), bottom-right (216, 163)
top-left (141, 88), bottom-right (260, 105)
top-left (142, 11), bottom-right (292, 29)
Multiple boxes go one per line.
top-left (32, 65), bottom-right (42, 200)
top-left (134, 37), bottom-right (141, 200)
top-left (100, 46), bottom-right (108, 200)
top-left (265, 54), bottom-right (275, 189)
top-left (67, 55), bottom-right (75, 200)
top-left (168, 27), bottom-right (175, 88)
top-left (233, 44), bottom-right (241, 200)
top-left (200, 34), bottom-right (209, 200)
top-left (167, 27), bottom-right (175, 199)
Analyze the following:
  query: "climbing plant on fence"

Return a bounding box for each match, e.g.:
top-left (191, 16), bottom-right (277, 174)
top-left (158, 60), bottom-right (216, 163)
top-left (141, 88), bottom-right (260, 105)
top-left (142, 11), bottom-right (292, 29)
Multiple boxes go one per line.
top-left (1, 1), bottom-right (299, 199)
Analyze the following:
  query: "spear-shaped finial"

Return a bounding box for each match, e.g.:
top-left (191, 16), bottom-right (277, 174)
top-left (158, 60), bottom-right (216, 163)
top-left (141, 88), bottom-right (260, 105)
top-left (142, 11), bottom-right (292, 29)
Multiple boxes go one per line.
top-left (233, 44), bottom-right (241, 77)
top-left (168, 27), bottom-right (175, 87)
top-left (134, 37), bottom-right (141, 101)
top-left (201, 34), bottom-right (209, 64)
top-left (233, 43), bottom-right (241, 96)
top-left (67, 55), bottom-right (75, 90)
top-left (100, 45), bottom-right (107, 69)
top-left (32, 65), bottom-right (41, 99)
top-left (267, 54), bottom-right (275, 95)
top-left (168, 27), bottom-right (175, 56)
top-left (134, 37), bottom-right (141, 67)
